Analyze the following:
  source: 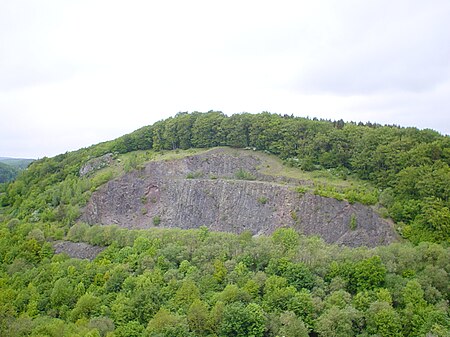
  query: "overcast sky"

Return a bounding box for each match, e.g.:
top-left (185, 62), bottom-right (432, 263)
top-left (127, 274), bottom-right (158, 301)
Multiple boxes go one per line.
top-left (1, 0), bottom-right (449, 158)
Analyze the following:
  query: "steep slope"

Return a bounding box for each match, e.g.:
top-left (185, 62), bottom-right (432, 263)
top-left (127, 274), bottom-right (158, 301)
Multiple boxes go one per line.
top-left (81, 148), bottom-right (397, 247)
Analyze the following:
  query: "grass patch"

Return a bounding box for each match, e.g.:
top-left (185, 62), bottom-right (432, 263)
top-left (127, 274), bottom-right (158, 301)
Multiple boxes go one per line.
top-left (257, 196), bottom-right (268, 205)
top-left (235, 169), bottom-right (256, 180)
top-left (349, 214), bottom-right (357, 230)
top-left (186, 171), bottom-right (204, 179)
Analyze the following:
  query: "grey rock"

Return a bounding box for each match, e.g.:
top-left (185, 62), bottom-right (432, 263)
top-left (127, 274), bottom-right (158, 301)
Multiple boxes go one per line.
top-left (53, 241), bottom-right (104, 260)
top-left (80, 148), bottom-right (398, 247)
top-left (79, 153), bottom-right (114, 177)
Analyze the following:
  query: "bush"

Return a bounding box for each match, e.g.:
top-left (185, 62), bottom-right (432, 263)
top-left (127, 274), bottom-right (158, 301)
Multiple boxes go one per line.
top-left (257, 196), bottom-right (268, 205)
top-left (186, 171), bottom-right (204, 179)
top-left (153, 215), bottom-right (161, 226)
top-left (235, 169), bottom-right (256, 180)
top-left (349, 214), bottom-right (357, 230)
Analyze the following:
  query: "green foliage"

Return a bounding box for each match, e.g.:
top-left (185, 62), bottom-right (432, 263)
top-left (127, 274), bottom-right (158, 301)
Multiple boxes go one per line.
top-left (315, 305), bottom-right (361, 337)
top-left (235, 168), bottom-right (256, 180)
top-left (71, 293), bottom-right (101, 321)
top-left (0, 220), bottom-right (449, 336)
top-left (366, 301), bottom-right (403, 336)
top-left (257, 196), bottom-right (268, 205)
top-left (272, 227), bottom-right (299, 251)
top-left (187, 299), bottom-right (210, 336)
top-left (1, 112), bottom-right (450, 335)
top-left (152, 215), bottom-right (161, 226)
top-left (218, 302), bottom-right (265, 337)
top-left (2, 111), bottom-right (450, 243)
top-left (349, 214), bottom-right (357, 230)
top-left (295, 185), bottom-right (308, 196)
top-left (0, 162), bottom-right (19, 183)
top-left (186, 171), bottom-right (203, 179)
top-left (147, 308), bottom-right (191, 336)
top-left (277, 311), bottom-right (309, 337)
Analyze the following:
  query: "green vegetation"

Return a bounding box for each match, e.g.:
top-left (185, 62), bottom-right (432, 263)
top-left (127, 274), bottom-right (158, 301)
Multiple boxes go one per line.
top-left (0, 158), bottom-right (34, 183)
top-left (0, 111), bottom-right (449, 335)
top-left (0, 157), bottom-right (34, 169)
top-left (350, 214), bottom-right (357, 230)
top-left (0, 222), bottom-right (448, 336)
top-left (257, 196), bottom-right (268, 205)
top-left (186, 171), bottom-right (204, 179)
top-left (234, 168), bottom-right (256, 181)
top-left (2, 111), bottom-right (449, 243)
top-left (0, 162), bottom-right (19, 183)
top-left (153, 215), bottom-right (161, 226)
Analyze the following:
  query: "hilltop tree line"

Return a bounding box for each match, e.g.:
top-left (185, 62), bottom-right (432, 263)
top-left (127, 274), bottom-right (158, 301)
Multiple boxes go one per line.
top-left (3, 111), bottom-right (449, 243)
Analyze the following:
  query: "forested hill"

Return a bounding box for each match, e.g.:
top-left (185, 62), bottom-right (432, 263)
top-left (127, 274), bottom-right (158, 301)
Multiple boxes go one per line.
top-left (0, 162), bottom-right (18, 183)
top-left (0, 157), bottom-right (34, 183)
top-left (2, 111), bottom-right (449, 243)
top-left (1, 112), bottom-right (449, 336)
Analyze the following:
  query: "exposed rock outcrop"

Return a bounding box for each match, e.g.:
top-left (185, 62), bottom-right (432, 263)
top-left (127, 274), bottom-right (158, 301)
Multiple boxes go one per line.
top-left (79, 153), bottom-right (113, 177)
top-left (81, 148), bottom-right (398, 247)
top-left (53, 241), bottom-right (104, 260)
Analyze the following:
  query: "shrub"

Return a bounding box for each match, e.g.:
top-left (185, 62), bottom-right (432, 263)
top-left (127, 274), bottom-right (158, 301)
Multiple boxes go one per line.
top-left (349, 214), bottom-right (357, 230)
top-left (235, 169), bottom-right (256, 180)
top-left (186, 171), bottom-right (203, 179)
top-left (295, 186), bottom-right (308, 196)
top-left (153, 216), bottom-right (161, 226)
top-left (257, 196), bottom-right (268, 205)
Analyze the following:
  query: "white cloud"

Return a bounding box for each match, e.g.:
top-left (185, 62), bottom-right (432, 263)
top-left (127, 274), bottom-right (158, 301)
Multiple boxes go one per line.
top-left (1, 0), bottom-right (449, 158)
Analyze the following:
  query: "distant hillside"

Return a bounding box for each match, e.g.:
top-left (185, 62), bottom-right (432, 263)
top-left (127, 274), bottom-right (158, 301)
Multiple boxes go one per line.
top-left (0, 157), bottom-right (34, 169)
top-left (0, 162), bottom-right (18, 183)
top-left (0, 157), bottom-right (34, 183)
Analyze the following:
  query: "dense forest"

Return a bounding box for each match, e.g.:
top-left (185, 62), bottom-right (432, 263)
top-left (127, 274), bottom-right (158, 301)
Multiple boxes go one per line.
top-left (0, 111), bottom-right (449, 336)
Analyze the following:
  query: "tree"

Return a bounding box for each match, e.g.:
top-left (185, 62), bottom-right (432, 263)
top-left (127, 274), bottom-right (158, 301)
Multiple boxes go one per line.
top-left (187, 299), bottom-right (210, 336)
top-left (171, 280), bottom-right (200, 313)
top-left (218, 302), bottom-right (266, 337)
top-left (51, 277), bottom-right (75, 308)
top-left (71, 293), bottom-right (101, 321)
top-left (271, 227), bottom-right (299, 252)
top-left (146, 308), bottom-right (192, 337)
top-left (366, 301), bottom-right (403, 337)
top-left (277, 311), bottom-right (309, 337)
top-left (315, 305), bottom-right (361, 337)
top-left (353, 256), bottom-right (386, 292)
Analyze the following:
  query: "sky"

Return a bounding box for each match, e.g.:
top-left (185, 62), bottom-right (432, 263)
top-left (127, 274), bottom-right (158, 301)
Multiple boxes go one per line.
top-left (1, 0), bottom-right (450, 159)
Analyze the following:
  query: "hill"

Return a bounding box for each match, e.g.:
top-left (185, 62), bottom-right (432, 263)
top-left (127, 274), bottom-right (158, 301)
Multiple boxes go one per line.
top-left (2, 111), bottom-right (449, 243)
top-left (0, 111), bottom-right (449, 336)
top-left (0, 162), bottom-right (18, 183)
top-left (0, 157), bottom-right (34, 183)
top-left (0, 157), bottom-right (35, 170)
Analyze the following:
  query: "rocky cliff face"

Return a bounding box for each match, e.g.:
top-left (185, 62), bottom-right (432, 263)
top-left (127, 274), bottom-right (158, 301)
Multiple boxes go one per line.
top-left (81, 148), bottom-right (398, 247)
